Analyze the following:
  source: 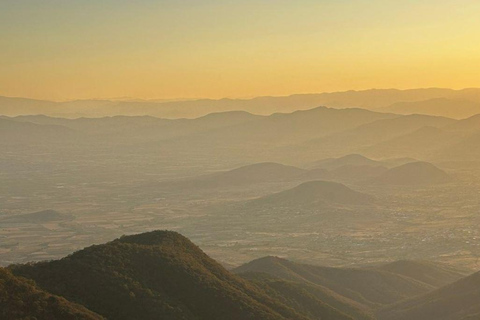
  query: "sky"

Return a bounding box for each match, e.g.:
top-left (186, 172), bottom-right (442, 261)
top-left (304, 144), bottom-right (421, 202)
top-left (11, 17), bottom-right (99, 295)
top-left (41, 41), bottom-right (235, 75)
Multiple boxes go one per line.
top-left (1, 0), bottom-right (480, 101)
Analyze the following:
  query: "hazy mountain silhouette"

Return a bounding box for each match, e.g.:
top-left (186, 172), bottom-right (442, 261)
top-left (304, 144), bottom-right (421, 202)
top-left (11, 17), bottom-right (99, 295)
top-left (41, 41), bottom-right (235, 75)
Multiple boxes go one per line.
top-left (0, 268), bottom-right (103, 320)
top-left (310, 154), bottom-right (383, 170)
top-left (446, 113), bottom-right (480, 132)
top-left (372, 162), bottom-right (452, 185)
top-left (380, 98), bottom-right (480, 119)
top-left (435, 131), bottom-right (480, 161)
top-left (328, 165), bottom-right (388, 182)
top-left (195, 162), bottom-right (306, 186)
top-left (250, 181), bottom-right (374, 207)
top-left (362, 126), bottom-right (464, 159)
top-left (155, 162), bottom-right (307, 193)
top-left (296, 114), bottom-right (455, 160)
top-left (1, 209), bottom-right (73, 224)
top-left (4, 88), bottom-right (480, 118)
top-left (378, 271), bottom-right (480, 320)
top-left (179, 107), bottom-right (397, 147)
top-left (0, 117), bottom-right (79, 145)
top-left (9, 111), bottom-right (262, 142)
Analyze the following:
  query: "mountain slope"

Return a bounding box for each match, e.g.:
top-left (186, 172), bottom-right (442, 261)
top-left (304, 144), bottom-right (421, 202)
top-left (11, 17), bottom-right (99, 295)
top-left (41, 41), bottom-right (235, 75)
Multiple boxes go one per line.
top-left (10, 231), bottom-right (313, 320)
top-left (362, 126), bottom-right (463, 159)
top-left (378, 271), bottom-right (480, 320)
top-left (372, 161), bottom-right (452, 185)
top-left (234, 256), bottom-right (433, 308)
top-left (295, 114), bottom-right (455, 160)
top-left (374, 260), bottom-right (467, 288)
top-left (310, 154), bottom-right (383, 170)
top-left (0, 268), bottom-right (103, 320)
top-left (0, 209), bottom-right (73, 224)
top-left (251, 181), bottom-right (374, 207)
top-left (0, 117), bottom-right (80, 145)
top-left (241, 272), bottom-right (375, 320)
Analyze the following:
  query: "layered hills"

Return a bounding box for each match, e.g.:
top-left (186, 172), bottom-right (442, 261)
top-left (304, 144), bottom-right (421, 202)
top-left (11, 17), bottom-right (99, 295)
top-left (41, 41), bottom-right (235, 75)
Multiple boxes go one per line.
top-left (378, 271), bottom-right (480, 320)
top-left (4, 88), bottom-right (480, 118)
top-left (234, 256), bottom-right (436, 308)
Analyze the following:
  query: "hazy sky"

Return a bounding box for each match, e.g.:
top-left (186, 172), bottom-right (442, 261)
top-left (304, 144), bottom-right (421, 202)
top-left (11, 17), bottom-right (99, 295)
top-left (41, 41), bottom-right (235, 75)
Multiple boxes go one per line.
top-left (1, 0), bottom-right (480, 101)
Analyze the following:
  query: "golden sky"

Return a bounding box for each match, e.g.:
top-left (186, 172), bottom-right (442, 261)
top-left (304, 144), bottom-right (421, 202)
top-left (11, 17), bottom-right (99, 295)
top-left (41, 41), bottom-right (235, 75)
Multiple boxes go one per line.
top-left (1, 0), bottom-right (480, 101)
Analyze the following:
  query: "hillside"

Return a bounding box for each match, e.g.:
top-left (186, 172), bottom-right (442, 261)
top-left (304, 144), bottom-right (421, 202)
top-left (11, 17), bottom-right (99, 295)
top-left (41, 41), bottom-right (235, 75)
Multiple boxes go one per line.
top-left (11, 231), bottom-right (331, 320)
top-left (372, 161), bottom-right (452, 185)
top-left (251, 181), bottom-right (374, 207)
top-left (295, 114), bottom-right (455, 160)
top-left (0, 268), bottom-right (103, 320)
top-left (1, 209), bottom-right (73, 223)
top-left (310, 154), bottom-right (383, 170)
top-left (173, 107), bottom-right (397, 147)
top-left (374, 260), bottom-right (467, 288)
top-left (378, 271), bottom-right (480, 320)
top-left (446, 113), bottom-right (480, 132)
top-left (0, 117), bottom-right (80, 145)
top-left (241, 272), bottom-right (373, 320)
top-left (242, 272), bottom-right (375, 320)
top-left (443, 132), bottom-right (480, 160)
top-left (234, 256), bottom-right (433, 308)
top-left (153, 162), bottom-right (306, 194)
top-left (328, 165), bottom-right (387, 182)
top-left (190, 162), bottom-right (305, 187)
top-left (362, 126), bottom-right (463, 159)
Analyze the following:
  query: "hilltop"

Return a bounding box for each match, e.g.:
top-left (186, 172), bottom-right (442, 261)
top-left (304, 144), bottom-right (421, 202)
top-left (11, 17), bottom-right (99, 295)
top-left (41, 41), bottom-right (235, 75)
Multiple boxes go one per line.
top-left (310, 154), bottom-right (383, 170)
top-left (251, 181), bottom-right (374, 207)
top-left (372, 161), bottom-right (452, 185)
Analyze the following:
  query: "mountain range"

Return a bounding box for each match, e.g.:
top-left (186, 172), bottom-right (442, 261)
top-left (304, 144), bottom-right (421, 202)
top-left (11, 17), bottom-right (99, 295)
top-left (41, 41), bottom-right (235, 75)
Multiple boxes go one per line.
top-left (4, 88), bottom-right (480, 119)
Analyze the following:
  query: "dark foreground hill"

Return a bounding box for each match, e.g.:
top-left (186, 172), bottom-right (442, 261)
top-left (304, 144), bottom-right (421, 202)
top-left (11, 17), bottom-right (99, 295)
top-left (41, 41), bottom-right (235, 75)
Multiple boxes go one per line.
top-left (11, 231), bottom-right (355, 320)
top-left (377, 271), bottom-right (480, 320)
top-left (0, 268), bottom-right (103, 320)
top-left (251, 181), bottom-right (374, 207)
top-left (371, 161), bottom-right (452, 185)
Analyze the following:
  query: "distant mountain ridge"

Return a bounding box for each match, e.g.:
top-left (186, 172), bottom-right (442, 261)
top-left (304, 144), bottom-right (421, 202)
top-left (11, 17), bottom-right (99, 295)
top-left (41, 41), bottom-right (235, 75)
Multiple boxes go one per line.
top-left (3, 88), bottom-right (480, 118)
